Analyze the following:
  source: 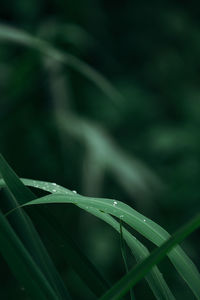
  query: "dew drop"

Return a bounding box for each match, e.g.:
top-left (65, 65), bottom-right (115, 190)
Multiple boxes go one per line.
top-left (113, 201), bottom-right (118, 206)
top-left (72, 190), bottom-right (77, 194)
top-left (52, 189), bottom-right (57, 192)
top-left (143, 219), bottom-right (146, 222)
top-left (119, 215), bottom-right (124, 219)
top-left (52, 183), bottom-right (57, 186)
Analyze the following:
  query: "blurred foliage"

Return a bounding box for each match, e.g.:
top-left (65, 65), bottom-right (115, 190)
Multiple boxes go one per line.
top-left (0, 1), bottom-right (200, 299)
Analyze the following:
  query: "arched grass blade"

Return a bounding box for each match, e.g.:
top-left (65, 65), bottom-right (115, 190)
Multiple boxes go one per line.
top-left (7, 179), bottom-right (175, 299)
top-left (99, 213), bottom-right (200, 300)
top-left (11, 184), bottom-right (200, 298)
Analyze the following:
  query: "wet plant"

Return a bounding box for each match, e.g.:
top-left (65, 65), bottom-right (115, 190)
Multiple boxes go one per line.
top-left (0, 154), bottom-right (200, 299)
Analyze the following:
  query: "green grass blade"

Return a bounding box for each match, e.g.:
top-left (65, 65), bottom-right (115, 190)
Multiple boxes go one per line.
top-left (99, 213), bottom-right (200, 300)
top-left (11, 184), bottom-right (200, 298)
top-left (0, 211), bottom-right (58, 300)
top-left (7, 179), bottom-right (175, 300)
top-left (0, 154), bottom-right (71, 299)
top-left (0, 24), bottom-right (123, 106)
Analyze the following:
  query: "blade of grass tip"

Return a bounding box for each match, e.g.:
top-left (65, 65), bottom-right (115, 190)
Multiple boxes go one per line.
top-left (0, 154), bottom-right (71, 299)
top-left (0, 24), bottom-right (123, 107)
top-left (11, 178), bottom-right (175, 300)
top-left (120, 220), bottom-right (135, 300)
top-left (0, 178), bottom-right (110, 297)
top-left (0, 211), bottom-right (58, 300)
top-left (99, 213), bottom-right (200, 300)
top-left (15, 191), bottom-right (200, 298)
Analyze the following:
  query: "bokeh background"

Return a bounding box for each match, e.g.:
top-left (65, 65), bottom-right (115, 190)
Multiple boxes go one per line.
top-left (0, 1), bottom-right (200, 299)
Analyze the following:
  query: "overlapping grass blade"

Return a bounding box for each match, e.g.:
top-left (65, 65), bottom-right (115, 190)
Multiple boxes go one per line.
top-left (0, 154), bottom-right (71, 299)
top-left (0, 156), bottom-right (110, 297)
top-left (11, 180), bottom-right (200, 298)
top-left (99, 213), bottom-right (200, 300)
top-left (0, 211), bottom-right (58, 300)
top-left (0, 23), bottom-right (123, 106)
top-left (8, 179), bottom-right (176, 299)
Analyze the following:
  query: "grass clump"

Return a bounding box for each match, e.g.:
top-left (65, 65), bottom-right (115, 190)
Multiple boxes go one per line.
top-left (0, 154), bottom-right (199, 299)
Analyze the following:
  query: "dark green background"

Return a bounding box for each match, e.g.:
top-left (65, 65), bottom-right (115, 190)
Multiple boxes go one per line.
top-left (0, 1), bottom-right (200, 299)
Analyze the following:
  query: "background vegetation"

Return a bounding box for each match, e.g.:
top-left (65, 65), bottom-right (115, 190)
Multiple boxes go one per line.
top-left (0, 1), bottom-right (200, 299)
